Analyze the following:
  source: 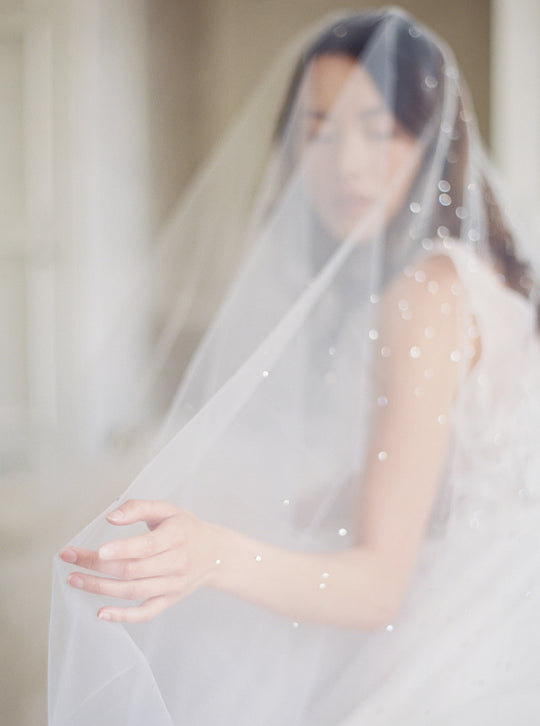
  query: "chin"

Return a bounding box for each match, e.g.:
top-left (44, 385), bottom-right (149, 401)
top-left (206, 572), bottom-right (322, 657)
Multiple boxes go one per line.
top-left (327, 217), bottom-right (383, 245)
top-left (318, 203), bottom-right (390, 244)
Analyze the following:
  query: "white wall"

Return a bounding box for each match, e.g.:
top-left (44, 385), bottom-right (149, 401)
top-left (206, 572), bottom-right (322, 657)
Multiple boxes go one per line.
top-left (491, 0), bottom-right (540, 234)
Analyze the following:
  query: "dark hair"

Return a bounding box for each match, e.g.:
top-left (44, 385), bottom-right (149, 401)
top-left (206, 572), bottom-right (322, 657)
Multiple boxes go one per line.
top-left (277, 13), bottom-right (444, 141)
top-left (276, 12), bottom-right (539, 322)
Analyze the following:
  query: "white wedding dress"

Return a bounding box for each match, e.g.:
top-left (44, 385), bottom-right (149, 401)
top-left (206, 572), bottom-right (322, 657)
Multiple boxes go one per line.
top-left (334, 244), bottom-right (540, 724)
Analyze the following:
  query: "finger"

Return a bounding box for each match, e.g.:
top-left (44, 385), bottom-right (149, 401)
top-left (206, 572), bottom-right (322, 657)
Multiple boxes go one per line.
top-left (98, 595), bottom-right (176, 624)
top-left (60, 547), bottom-right (119, 575)
top-left (60, 547), bottom-right (183, 579)
top-left (106, 499), bottom-right (179, 529)
top-left (68, 572), bottom-right (185, 601)
top-left (98, 526), bottom-right (176, 561)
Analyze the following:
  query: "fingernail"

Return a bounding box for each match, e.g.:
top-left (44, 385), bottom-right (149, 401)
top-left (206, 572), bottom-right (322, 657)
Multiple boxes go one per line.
top-left (60, 548), bottom-right (77, 563)
top-left (69, 575), bottom-right (84, 588)
top-left (98, 610), bottom-right (112, 621)
top-left (107, 509), bottom-right (125, 522)
top-left (99, 544), bottom-right (116, 560)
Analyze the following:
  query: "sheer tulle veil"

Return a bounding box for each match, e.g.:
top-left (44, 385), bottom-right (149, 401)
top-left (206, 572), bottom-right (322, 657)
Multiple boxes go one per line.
top-left (48, 7), bottom-right (540, 725)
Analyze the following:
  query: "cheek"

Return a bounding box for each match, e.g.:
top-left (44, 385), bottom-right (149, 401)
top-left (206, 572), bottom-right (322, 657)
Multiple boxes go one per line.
top-left (388, 149), bottom-right (410, 178)
top-left (385, 142), bottom-right (423, 200)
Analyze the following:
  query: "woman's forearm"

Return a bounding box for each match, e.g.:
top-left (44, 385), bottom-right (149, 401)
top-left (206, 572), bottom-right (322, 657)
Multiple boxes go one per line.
top-left (210, 527), bottom-right (405, 629)
top-left (61, 499), bottom-right (417, 626)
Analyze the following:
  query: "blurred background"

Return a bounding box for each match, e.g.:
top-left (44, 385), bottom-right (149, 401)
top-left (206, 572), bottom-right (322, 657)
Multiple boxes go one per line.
top-left (1, 1), bottom-right (538, 723)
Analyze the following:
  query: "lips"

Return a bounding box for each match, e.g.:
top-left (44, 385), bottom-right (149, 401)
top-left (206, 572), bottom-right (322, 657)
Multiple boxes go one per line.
top-left (334, 193), bottom-right (376, 216)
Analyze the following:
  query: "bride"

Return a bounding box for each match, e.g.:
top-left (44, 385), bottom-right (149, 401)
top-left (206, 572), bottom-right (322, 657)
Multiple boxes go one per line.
top-left (50, 8), bottom-right (540, 725)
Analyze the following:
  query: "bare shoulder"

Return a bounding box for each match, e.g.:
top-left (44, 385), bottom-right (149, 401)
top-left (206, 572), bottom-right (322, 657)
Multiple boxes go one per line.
top-left (381, 253), bottom-right (463, 332)
top-left (388, 254), bottom-right (461, 306)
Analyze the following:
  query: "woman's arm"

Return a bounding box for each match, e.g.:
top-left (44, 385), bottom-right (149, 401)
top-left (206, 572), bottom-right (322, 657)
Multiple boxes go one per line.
top-left (62, 503), bottom-right (413, 628)
top-left (61, 255), bottom-right (473, 628)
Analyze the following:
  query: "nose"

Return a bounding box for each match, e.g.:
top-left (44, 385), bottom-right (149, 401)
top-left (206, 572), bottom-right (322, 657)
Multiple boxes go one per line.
top-left (335, 128), bottom-right (376, 186)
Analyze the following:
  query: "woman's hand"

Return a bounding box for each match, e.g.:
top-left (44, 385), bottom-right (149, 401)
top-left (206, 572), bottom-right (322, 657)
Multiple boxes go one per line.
top-left (59, 499), bottom-right (226, 623)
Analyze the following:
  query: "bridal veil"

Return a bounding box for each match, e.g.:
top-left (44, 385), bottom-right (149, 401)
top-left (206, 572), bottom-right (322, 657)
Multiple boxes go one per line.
top-left (49, 8), bottom-right (540, 725)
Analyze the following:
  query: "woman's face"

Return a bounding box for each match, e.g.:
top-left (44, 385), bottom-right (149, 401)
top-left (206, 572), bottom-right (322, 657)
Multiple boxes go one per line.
top-left (294, 54), bottom-right (423, 241)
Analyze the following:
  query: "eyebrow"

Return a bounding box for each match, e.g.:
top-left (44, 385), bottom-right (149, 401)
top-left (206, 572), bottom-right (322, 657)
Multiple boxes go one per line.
top-left (304, 106), bottom-right (388, 121)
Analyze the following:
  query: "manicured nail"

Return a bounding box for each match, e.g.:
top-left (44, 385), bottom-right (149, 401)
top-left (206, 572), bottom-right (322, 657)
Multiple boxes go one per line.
top-left (98, 610), bottom-right (112, 621)
top-left (60, 548), bottom-right (77, 563)
top-left (107, 509), bottom-right (125, 522)
top-left (99, 544), bottom-right (116, 560)
top-left (69, 574), bottom-right (84, 588)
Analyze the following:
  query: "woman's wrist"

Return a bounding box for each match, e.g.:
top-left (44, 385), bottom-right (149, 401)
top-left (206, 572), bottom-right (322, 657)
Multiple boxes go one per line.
top-left (206, 523), bottom-right (245, 591)
top-left (208, 527), bottom-right (272, 596)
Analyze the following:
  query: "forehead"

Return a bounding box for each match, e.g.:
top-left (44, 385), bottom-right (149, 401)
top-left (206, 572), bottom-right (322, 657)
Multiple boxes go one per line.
top-left (299, 54), bottom-right (387, 113)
